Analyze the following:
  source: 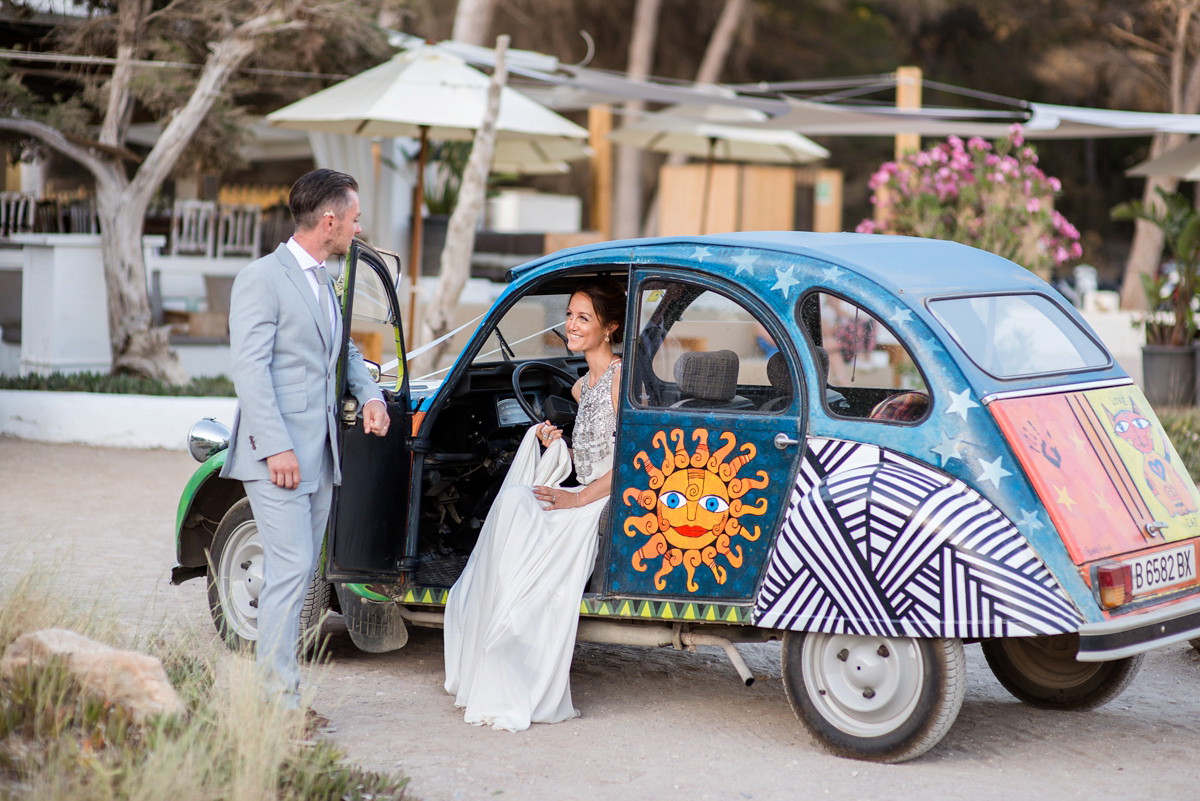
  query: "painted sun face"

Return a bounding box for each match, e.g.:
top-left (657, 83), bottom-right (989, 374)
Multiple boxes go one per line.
top-left (624, 428), bottom-right (769, 593)
top-left (657, 468), bottom-right (730, 551)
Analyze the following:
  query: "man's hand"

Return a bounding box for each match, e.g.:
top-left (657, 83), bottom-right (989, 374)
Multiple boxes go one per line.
top-left (362, 399), bottom-right (389, 437)
top-left (267, 450), bottom-right (301, 489)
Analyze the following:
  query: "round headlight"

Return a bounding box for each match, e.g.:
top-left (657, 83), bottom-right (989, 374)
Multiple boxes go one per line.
top-left (188, 418), bottom-right (231, 463)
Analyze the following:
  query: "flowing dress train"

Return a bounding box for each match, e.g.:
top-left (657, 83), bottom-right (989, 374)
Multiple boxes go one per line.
top-left (444, 361), bottom-right (618, 732)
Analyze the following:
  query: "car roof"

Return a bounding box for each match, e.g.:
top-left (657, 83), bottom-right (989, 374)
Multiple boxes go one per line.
top-left (513, 231), bottom-right (1051, 302)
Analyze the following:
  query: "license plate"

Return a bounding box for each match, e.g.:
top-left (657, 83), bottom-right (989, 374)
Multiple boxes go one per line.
top-left (1127, 543), bottom-right (1198, 596)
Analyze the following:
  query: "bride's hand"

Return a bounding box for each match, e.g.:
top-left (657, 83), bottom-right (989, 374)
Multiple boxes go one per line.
top-left (537, 421), bottom-right (562, 448)
top-left (533, 485), bottom-right (577, 510)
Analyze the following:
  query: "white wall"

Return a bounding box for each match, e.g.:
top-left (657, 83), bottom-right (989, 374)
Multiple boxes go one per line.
top-left (0, 390), bottom-right (237, 450)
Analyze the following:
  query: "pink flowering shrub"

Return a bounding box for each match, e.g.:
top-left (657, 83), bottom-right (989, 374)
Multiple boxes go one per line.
top-left (856, 125), bottom-right (1082, 277)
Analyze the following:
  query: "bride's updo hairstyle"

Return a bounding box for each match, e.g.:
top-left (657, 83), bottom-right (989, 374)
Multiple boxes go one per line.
top-left (573, 277), bottom-right (627, 346)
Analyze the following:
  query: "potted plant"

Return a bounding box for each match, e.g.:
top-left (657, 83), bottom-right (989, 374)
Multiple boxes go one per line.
top-left (421, 141), bottom-right (471, 276)
top-left (1112, 188), bottom-right (1200, 406)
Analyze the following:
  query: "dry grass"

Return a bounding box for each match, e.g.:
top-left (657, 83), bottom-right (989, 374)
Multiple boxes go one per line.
top-left (0, 564), bottom-right (411, 801)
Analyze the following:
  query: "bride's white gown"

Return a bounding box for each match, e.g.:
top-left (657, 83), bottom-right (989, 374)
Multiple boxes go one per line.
top-left (443, 418), bottom-right (613, 731)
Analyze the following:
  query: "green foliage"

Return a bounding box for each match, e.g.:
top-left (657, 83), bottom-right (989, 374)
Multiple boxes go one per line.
top-left (424, 140), bottom-right (473, 216)
top-left (1113, 188), bottom-right (1200, 347)
top-left (1158, 407), bottom-right (1200, 483)
top-left (0, 372), bottom-right (236, 396)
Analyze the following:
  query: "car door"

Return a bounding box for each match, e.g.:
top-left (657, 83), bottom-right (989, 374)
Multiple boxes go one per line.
top-left (325, 240), bottom-right (414, 581)
top-left (603, 269), bottom-right (807, 604)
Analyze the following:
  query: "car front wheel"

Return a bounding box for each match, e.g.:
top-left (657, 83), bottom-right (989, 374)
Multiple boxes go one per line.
top-left (782, 631), bottom-right (965, 763)
top-left (981, 635), bottom-right (1142, 710)
top-left (207, 498), bottom-right (331, 653)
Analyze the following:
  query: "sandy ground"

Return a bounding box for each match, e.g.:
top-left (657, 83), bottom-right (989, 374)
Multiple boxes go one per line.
top-left (2, 436), bottom-right (1199, 801)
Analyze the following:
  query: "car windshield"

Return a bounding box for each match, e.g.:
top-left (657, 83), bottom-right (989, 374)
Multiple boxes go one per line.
top-left (928, 293), bottom-right (1109, 379)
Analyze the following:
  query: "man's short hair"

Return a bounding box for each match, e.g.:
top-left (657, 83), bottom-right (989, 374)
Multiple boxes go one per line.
top-left (290, 169), bottom-right (359, 231)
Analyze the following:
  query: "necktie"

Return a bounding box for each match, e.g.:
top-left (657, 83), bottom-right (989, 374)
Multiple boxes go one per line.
top-left (313, 263), bottom-right (335, 333)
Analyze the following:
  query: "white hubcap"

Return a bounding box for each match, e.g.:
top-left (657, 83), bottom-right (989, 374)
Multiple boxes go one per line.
top-left (802, 632), bottom-right (925, 737)
top-left (218, 520), bottom-right (262, 641)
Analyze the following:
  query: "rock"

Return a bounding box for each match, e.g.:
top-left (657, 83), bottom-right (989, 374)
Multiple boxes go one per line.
top-left (0, 628), bottom-right (185, 722)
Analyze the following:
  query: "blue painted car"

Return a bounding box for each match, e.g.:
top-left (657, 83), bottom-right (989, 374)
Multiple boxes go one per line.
top-left (175, 233), bottom-right (1200, 762)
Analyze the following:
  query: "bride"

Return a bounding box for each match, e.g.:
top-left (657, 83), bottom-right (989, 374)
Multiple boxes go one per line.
top-left (443, 278), bottom-right (626, 731)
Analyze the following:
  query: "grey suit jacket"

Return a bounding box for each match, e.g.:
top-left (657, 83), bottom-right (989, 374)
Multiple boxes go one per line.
top-left (219, 242), bottom-right (383, 488)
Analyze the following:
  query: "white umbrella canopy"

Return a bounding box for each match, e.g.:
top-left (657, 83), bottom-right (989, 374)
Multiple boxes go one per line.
top-left (610, 97), bottom-right (828, 234)
top-left (491, 137), bottom-right (591, 174)
top-left (267, 46), bottom-right (588, 144)
top-left (268, 45), bottom-right (592, 332)
top-left (609, 101), bottom-right (829, 164)
top-left (1126, 136), bottom-right (1200, 180)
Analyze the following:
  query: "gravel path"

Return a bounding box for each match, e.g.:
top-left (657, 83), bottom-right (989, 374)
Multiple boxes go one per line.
top-left (2, 436), bottom-right (1198, 801)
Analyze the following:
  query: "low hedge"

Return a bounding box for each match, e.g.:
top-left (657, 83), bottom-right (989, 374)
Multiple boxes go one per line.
top-left (0, 372), bottom-right (236, 396)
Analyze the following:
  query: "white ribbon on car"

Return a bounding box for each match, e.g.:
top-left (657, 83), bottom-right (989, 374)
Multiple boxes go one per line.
top-left (378, 313), bottom-right (486, 376)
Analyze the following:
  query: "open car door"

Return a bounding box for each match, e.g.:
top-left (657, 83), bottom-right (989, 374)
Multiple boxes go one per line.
top-left (325, 240), bottom-right (414, 582)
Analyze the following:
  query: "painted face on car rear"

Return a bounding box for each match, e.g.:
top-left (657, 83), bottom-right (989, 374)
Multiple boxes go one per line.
top-left (565, 292), bottom-right (611, 353)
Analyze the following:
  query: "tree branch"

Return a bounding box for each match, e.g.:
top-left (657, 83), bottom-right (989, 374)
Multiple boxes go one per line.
top-left (1110, 23), bottom-right (1172, 62)
top-left (100, 0), bottom-right (150, 147)
top-left (0, 114), bottom-right (118, 190)
top-left (129, 0), bottom-right (306, 209)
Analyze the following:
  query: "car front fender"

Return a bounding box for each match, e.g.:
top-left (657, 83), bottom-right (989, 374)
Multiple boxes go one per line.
top-left (174, 450), bottom-right (244, 580)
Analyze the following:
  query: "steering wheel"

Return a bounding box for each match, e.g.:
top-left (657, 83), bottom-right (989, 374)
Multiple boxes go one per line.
top-left (511, 362), bottom-right (579, 426)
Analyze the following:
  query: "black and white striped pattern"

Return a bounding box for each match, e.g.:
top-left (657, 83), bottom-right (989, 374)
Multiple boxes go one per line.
top-left (753, 438), bottom-right (1083, 638)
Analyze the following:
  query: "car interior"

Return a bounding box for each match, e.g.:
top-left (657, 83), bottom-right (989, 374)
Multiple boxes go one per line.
top-left (407, 269), bottom-right (800, 590)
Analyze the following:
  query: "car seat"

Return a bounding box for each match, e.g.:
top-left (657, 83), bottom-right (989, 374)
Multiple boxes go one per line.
top-left (670, 350), bottom-right (753, 410)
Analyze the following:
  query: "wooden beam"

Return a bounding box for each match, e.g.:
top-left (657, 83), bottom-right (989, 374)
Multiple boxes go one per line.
top-left (588, 105), bottom-right (613, 240)
top-left (894, 65), bottom-right (922, 159)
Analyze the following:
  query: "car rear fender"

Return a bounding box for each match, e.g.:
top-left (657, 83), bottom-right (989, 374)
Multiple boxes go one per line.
top-left (752, 437), bottom-right (1085, 638)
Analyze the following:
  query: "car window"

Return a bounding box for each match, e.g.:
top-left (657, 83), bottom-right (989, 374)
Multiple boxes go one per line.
top-left (471, 292), bottom-right (576, 364)
top-left (928, 293), bottom-right (1108, 379)
top-left (631, 280), bottom-right (794, 412)
top-left (799, 292), bottom-right (929, 422)
top-left (347, 256), bottom-right (401, 385)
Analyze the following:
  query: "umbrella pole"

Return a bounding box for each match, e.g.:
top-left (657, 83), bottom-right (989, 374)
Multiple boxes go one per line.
top-left (699, 136), bottom-right (716, 235)
top-left (407, 125), bottom-right (429, 345)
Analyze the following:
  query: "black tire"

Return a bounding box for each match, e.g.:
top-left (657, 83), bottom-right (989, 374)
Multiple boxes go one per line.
top-left (981, 635), bottom-right (1142, 710)
top-left (206, 498), bottom-right (332, 654)
top-left (782, 631), bottom-right (965, 763)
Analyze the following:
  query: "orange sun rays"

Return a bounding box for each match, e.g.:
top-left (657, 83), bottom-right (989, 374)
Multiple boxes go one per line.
top-left (623, 429), bottom-right (769, 592)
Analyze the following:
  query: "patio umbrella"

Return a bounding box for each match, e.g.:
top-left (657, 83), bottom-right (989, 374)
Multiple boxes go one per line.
top-left (1126, 136), bottom-right (1200, 180)
top-left (609, 99), bottom-right (828, 233)
top-left (267, 45), bottom-right (590, 328)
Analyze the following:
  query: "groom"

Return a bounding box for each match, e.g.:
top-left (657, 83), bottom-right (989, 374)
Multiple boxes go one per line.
top-left (220, 168), bottom-right (388, 725)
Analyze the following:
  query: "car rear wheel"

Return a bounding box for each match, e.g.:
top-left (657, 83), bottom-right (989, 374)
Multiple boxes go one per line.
top-left (981, 634), bottom-right (1142, 710)
top-left (782, 631), bottom-right (965, 763)
top-left (207, 498), bottom-right (332, 653)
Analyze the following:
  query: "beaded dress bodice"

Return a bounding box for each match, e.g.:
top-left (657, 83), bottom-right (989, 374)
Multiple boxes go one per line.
top-left (572, 358), bottom-right (619, 485)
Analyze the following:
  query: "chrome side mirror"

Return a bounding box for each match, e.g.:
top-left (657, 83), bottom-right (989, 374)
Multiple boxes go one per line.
top-left (364, 359), bottom-right (381, 383)
top-left (187, 418), bottom-right (231, 463)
